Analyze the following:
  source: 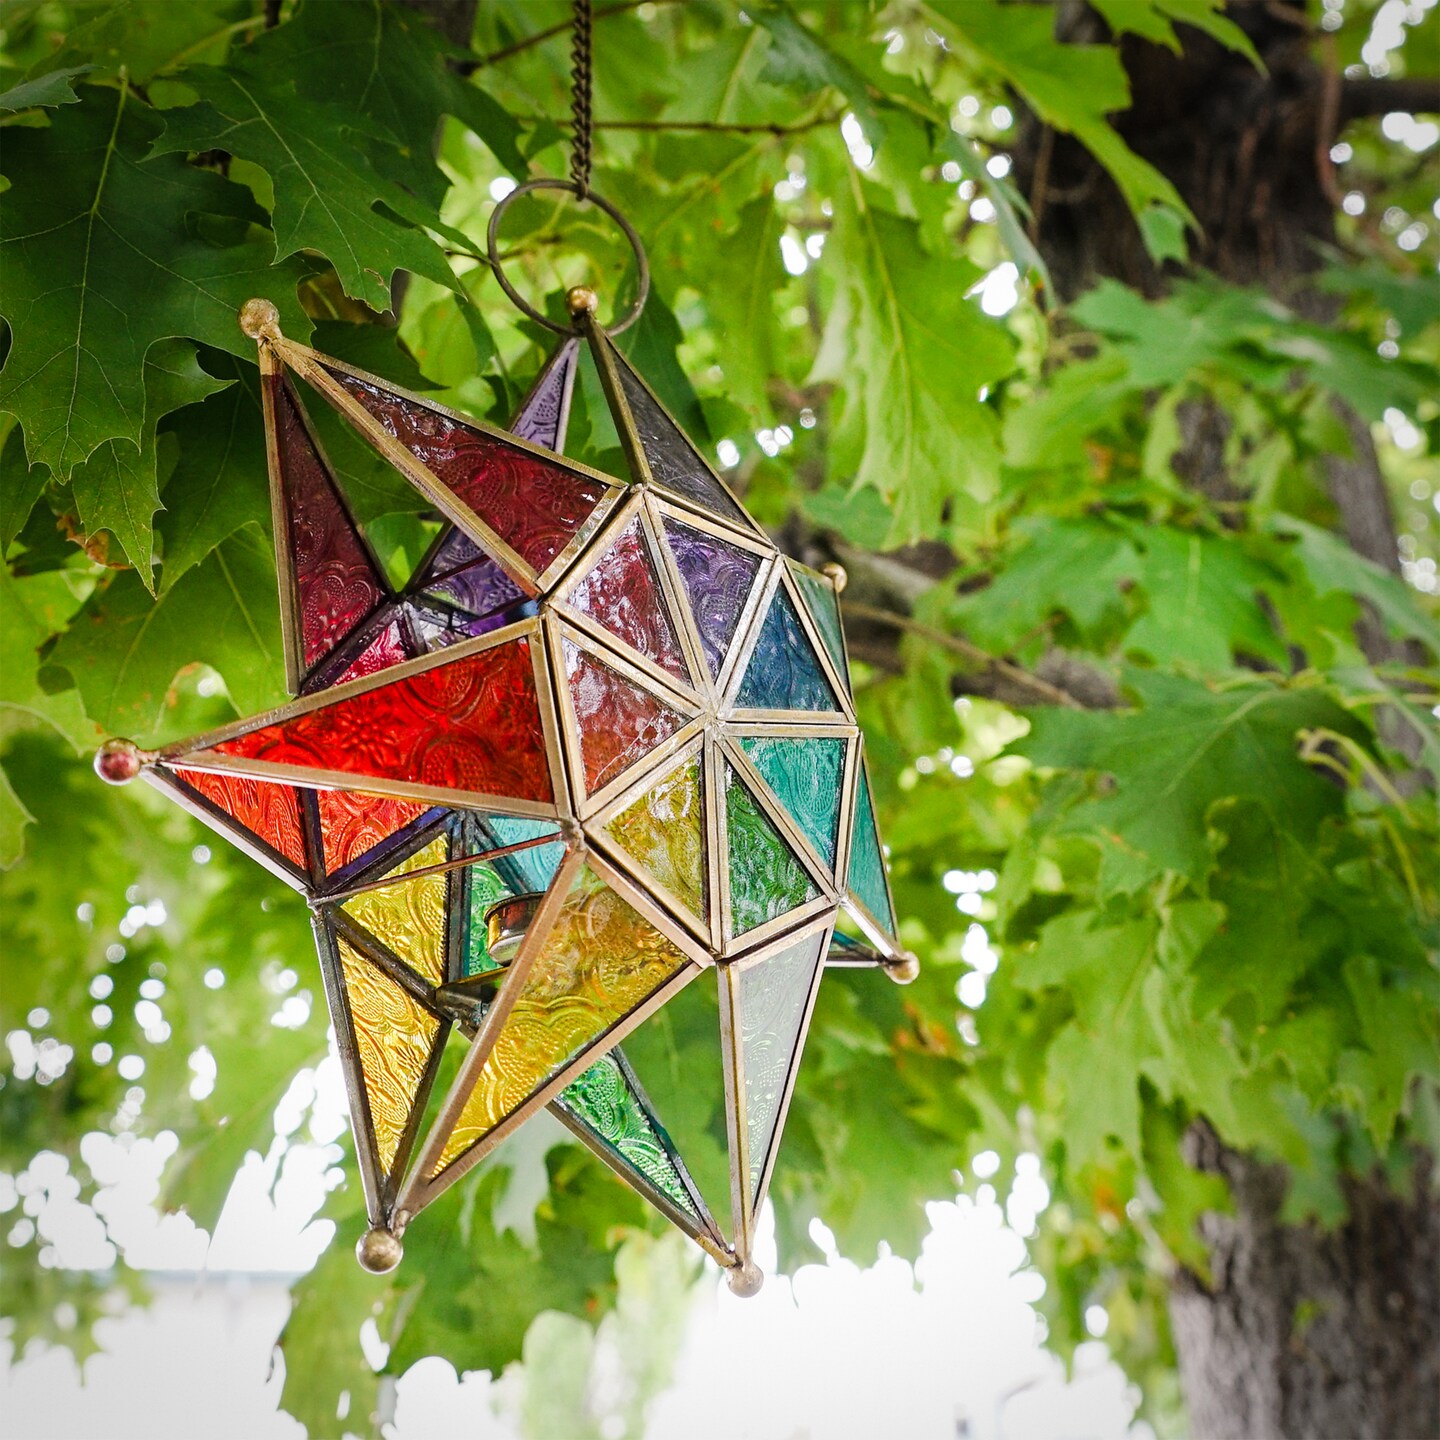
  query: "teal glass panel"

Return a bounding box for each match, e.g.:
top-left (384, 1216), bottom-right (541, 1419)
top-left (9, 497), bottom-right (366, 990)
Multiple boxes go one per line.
top-left (555, 1050), bottom-right (702, 1220)
top-left (736, 927), bottom-right (826, 1209)
top-left (847, 769), bottom-right (896, 937)
top-left (735, 585), bottom-right (838, 714)
top-left (738, 736), bottom-right (845, 871)
top-left (476, 814), bottom-right (565, 894)
top-left (788, 561), bottom-right (849, 690)
top-left (725, 763), bottom-right (818, 935)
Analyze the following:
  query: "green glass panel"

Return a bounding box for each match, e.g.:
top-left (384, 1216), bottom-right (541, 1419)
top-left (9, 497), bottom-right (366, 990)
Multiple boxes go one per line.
top-left (738, 736), bottom-right (845, 871)
top-left (724, 763), bottom-right (818, 936)
top-left (736, 928), bottom-right (826, 1208)
top-left (848, 769), bottom-right (896, 937)
top-left (789, 561), bottom-right (849, 690)
top-left (463, 861), bottom-right (514, 976)
top-left (556, 1051), bottom-right (701, 1219)
top-left (602, 753), bottom-right (706, 922)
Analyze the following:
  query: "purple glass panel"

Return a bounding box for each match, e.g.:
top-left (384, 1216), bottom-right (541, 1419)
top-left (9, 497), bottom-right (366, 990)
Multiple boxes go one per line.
top-left (420, 549), bottom-right (526, 621)
top-left (662, 517), bottom-right (763, 683)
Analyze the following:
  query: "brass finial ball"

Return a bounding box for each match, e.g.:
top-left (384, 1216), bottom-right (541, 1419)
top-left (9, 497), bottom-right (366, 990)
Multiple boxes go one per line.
top-left (566, 285), bottom-right (599, 316)
top-left (821, 562), bottom-right (848, 594)
top-left (238, 297), bottom-right (281, 340)
top-left (726, 1260), bottom-right (764, 1298)
top-left (885, 952), bottom-right (921, 985)
top-left (356, 1226), bottom-right (403, 1274)
top-left (94, 738), bottom-right (143, 786)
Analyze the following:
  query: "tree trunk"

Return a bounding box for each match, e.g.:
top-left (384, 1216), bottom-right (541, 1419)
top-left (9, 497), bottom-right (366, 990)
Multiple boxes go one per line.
top-left (1009, 4), bottom-right (1440, 1436)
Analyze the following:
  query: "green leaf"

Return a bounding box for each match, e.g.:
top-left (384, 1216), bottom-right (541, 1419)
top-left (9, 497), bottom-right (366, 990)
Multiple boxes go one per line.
top-left (70, 340), bottom-right (230, 588)
top-left (0, 426), bottom-right (49, 552)
top-left (756, 3), bottom-right (887, 144)
top-left (929, 0), bottom-right (1195, 259)
top-left (1122, 525), bottom-right (1288, 671)
top-left (1274, 516), bottom-right (1440, 657)
top-left (704, 194), bottom-right (785, 418)
top-left (49, 527), bottom-right (286, 741)
top-left (1018, 672), bottom-right (1364, 881)
top-left (0, 65), bottom-right (94, 112)
top-left (0, 84), bottom-right (312, 477)
top-left (812, 198), bottom-right (1015, 543)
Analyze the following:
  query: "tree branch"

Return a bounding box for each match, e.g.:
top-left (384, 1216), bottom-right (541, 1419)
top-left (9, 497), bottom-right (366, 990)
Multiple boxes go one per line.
top-left (1340, 76), bottom-right (1440, 123)
top-left (462, 0), bottom-right (683, 73)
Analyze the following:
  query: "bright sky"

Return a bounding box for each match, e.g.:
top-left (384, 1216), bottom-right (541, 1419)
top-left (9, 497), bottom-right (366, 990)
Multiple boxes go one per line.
top-left (0, 1050), bottom-right (1148, 1440)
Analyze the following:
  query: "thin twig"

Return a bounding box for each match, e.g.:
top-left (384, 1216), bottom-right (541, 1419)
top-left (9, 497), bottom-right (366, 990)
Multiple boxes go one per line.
top-left (516, 113), bottom-right (844, 137)
top-left (842, 602), bottom-right (1088, 709)
top-left (463, 0), bottom-right (683, 73)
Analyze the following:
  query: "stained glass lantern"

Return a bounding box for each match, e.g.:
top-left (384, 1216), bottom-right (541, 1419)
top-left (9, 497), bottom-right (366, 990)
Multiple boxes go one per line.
top-left (95, 286), bottom-right (915, 1294)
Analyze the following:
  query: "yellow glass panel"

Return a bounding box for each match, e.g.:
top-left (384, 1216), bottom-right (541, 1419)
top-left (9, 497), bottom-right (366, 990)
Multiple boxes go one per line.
top-left (338, 937), bottom-right (438, 1173)
top-left (340, 835), bottom-right (448, 984)
top-left (435, 866), bottom-right (691, 1173)
top-left (601, 754), bottom-right (706, 923)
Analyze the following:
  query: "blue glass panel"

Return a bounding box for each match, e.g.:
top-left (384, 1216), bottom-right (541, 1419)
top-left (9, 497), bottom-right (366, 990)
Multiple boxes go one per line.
top-left (735, 585), bottom-right (839, 713)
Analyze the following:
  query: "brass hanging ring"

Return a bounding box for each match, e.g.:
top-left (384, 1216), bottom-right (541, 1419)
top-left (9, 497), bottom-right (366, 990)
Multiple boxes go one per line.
top-left (485, 177), bottom-right (650, 336)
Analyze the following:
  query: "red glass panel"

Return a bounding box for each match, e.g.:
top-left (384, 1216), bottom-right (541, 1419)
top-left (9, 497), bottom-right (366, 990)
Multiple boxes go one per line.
top-left (316, 789), bottom-right (431, 874)
top-left (272, 378), bottom-right (386, 671)
top-left (212, 639), bottom-right (552, 803)
top-left (328, 369), bottom-right (609, 575)
top-left (563, 639), bottom-right (688, 794)
top-left (568, 518), bottom-right (689, 684)
top-left (172, 767), bottom-right (308, 871)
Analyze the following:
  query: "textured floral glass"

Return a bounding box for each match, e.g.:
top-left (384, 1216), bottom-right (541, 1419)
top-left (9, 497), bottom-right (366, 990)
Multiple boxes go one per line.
top-left (661, 518), bottom-right (763, 683)
top-left (614, 359), bottom-right (748, 526)
top-left (272, 377), bottom-right (387, 676)
top-left (788, 560), bottom-right (849, 686)
top-left (736, 927), bottom-right (826, 1207)
top-left (562, 638), bottom-right (689, 794)
top-left (848, 768), bottom-right (896, 935)
top-left (169, 767), bottom-right (308, 872)
top-left (435, 865), bottom-right (693, 1173)
top-left (329, 369), bottom-right (607, 574)
top-left (337, 935), bottom-right (440, 1173)
top-left (602, 753), bottom-right (706, 923)
top-left (735, 584), bottom-right (839, 714)
top-left (211, 639), bottom-right (552, 803)
top-left (723, 763), bottom-right (819, 935)
top-left (568, 517), bottom-right (690, 684)
top-left (737, 736), bottom-right (845, 871)
top-left (341, 837), bottom-right (450, 984)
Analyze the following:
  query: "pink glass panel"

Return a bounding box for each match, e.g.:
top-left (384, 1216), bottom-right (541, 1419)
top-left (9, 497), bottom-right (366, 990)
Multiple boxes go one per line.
top-left (562, 639), bottom-right (688, 794)
top-left (568, 518), bottom-right (689, 684)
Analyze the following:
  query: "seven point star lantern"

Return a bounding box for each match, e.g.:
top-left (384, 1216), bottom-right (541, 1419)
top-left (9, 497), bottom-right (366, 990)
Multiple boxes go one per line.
top-left (95, 287), bottom-right (916, 1295)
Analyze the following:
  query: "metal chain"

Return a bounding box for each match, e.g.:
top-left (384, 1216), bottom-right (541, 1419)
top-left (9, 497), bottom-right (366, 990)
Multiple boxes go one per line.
top-left (569, 0), bottom-right (593, 197)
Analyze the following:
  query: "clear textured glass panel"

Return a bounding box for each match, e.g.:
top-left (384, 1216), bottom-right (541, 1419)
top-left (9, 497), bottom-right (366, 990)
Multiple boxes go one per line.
top-left (562, 638), bottom-right (688, 794)
top-left (328, 368), bottom-right (607, 574)
top-left (736, 927), bottom-right (826, 1208)
top-left (169, 768), bottom-right (308, 872)
top-left (435, 865), bottom-right (692, 1172)
top-left (848, 768), bottom-right (896, 936)
top-left (614, 358), bottom-right (748, 525)
top-left (341, 836), bottom-right (449, 984)
top-left (735, 584), bottom-right (839, 714)
top-left (788, 560), bottom-right (849, 690)
top-left (555, 1050), bottom-right (701, 1220)
top-left (336, 934), bottom-right (438, 1173)
top-left (737, 736), bottom-right (845, 871)
top-left (602, 753), bottom-right (706, 923)
top-left (568, 517), bottom-right (689, 684)
top-left (661, 518), bottom-right (762, 683)
top-left (272, 377), bottom-right (387, 675)
top-left (724, 763), bottom-right (818, 935)
top-left (211, 637), bottom-right (552, 803)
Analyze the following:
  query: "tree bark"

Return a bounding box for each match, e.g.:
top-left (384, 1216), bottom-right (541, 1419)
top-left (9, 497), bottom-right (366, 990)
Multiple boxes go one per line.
top-left (1008, 5), bottom-right (1440, 1436)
